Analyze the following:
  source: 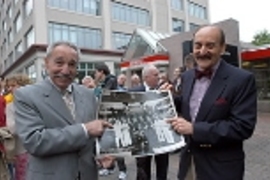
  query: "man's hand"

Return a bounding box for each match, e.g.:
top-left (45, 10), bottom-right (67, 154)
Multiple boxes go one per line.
top-left (97, 155), bottom-right (115, 169)
top-left (84, 120), bottom-right (113, 137)
top-left (158, 82), bottom-right (173, 91)
top-left (167, 117), bottom-right (193, 135)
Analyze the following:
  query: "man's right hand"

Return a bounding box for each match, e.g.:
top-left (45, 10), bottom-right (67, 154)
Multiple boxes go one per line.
top-left (84, 120), bottom-right (113, 137)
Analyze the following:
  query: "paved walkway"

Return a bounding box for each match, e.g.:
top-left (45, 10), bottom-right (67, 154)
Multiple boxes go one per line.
top-left (100, 113), bottom-right (270, 180)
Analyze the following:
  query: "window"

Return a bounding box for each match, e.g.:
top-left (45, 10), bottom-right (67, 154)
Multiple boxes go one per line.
top-left (172, 18), bottom-right (184, 32)
top-left (112, 32), bottom-right (132, 50)
top-left (77, 62), bottom-right (98, 82)
top-left (189, 23), bottom-right (200, 31)
top-left (49, 22), bottom-right (102, 49)
top-left (25, 27), bottom-right (35, 48)
top-left (8, 29), bottom-right (13, 44)
top-left (7, 5), bottom-right (12, 18)
top-left (3, 21), bottom-right (7, 31)
top-left (14, 0), bottom-right (19, 4)
top-left (111, 1), bottom-right (150, 26)
top-left (8, 52), bottom-right (14, 67)
top-left (15, 41), bottom-right (23, 59)
top-left (188, 1), bottom-right (207, 19)
top-left (47, 0), bottom-right (101, 16)
top-left (26, 63), bottom-right (37, 82)
top-left (14, 12), bottom-right (22, 32)
top-left (171, 0), bottom-right (183, 10)
top-left (24, 0), bottom-right (33, 17)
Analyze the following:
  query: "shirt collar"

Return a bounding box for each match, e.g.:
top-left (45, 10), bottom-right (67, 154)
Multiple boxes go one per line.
top-left (48, 77), bottom-right (73, 95)
top-left (196, 59), bottom-right (221, 79)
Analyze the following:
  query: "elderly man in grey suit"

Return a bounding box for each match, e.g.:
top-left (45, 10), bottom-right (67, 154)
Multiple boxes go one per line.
top-left (14, 41), bottom-right (113, 180)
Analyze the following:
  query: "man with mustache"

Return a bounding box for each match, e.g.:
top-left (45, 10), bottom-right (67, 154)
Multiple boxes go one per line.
top-left (14, 41), bottom-right (113, 180)
top-left (168, 25), bottom-right (257, 180)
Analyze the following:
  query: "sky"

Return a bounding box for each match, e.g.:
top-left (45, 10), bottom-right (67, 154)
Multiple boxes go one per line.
top-left (209, 0), bottom-right (270, 42)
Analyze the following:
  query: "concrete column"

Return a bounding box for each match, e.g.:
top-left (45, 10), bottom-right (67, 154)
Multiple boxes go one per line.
top-left (33, 0), bottom-right (48, 44)
top-left (101, 1), bottom-right (112, 49)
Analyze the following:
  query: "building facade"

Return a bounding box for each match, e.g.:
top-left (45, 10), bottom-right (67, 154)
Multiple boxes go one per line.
top-left (0, 0), bottom-right (209, 81)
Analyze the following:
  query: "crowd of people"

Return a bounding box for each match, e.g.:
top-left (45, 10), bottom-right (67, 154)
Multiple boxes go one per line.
top-left (0, 25), bottom-right (257, 180)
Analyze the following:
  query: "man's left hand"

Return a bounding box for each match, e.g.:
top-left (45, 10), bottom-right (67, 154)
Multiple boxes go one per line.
top-left (167, 117), bottom-right (193, 135)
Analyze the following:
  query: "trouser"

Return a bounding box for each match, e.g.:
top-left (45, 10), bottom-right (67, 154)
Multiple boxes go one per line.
top-left (108, 157), bottom-right (127, 172)
top-left (0, 152), bottom-right (9, 180)
top-left (184, 156), bottom-right (196, 180)
top-left (136, 153), bottom-right (169, 180)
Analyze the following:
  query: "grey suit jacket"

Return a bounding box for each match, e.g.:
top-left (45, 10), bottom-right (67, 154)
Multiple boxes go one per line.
top-left (14, 78), bottom-right (98, 180)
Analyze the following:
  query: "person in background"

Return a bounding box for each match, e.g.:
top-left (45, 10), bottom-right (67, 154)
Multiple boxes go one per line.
top-left (130, 65), bottom-right (169, 180)
top-left (81, 75), bottom-right (95, 89)
top-left (117, 74), bottom-right (127, 91)
top-left (94, 63), bottom-right (128, 180)
top-left (183, 53), bottom-right (196, 71)
top-left (131, 74), bottom-right (141, 88)
top-left (173, 67), bottom-right (182, 94)
top-left (5, 74), bottom-right (32, 180)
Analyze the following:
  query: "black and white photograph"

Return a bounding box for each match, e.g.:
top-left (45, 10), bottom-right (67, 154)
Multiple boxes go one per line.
top-left (96, 90), bottom-right (186, 157)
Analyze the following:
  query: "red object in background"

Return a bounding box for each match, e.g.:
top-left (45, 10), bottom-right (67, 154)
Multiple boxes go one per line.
top-left (0, 95), bottom-right (6, 152)
top-left (0, 95), bottom-right (6, 127)
top-left (241, 48), bottom-right (270, 61)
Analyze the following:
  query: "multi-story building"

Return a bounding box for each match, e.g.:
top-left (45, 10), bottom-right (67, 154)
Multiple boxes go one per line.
top-left (0, 0), bottom-right (209, 82)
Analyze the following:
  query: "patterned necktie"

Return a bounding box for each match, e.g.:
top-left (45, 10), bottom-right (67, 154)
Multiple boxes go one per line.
top-left (63, 91), bottom-right (75, 120)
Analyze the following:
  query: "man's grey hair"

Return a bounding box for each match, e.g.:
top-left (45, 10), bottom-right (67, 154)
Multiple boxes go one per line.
top-left (46, 41), bottom-right (81, 59)
top-left (142, 64), bottom-right (158, 78)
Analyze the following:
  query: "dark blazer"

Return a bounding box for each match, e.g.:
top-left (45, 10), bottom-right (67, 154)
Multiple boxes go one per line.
top-left (176, 60), bottom-right (257, 180)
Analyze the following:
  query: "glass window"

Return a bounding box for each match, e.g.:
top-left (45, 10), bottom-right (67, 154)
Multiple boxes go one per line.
top-left (3, 21), bottom-right (7, 31)
top-left (15, 41), bottom-right (23, 59)
top-left (47, 0), bottom-right (100, 15)
top-left (111, 1), bottom-right (150, 26)
top-left (8, 29), bottom-right (13, 44)
top-left (172, 18), bottom-right (184, 32)
top-left (112, 32), bottom-right (132, 50)
top-left (189, 23), bottom-right (200, 31)
top-left (171, 0), bottom-right (183, 10)
top-left (25, 27), bottom-right (35, 48)
top-left (26, 63), bottom-right (37, 82)
top-left (7, 5), bottom-right (12, 18)
top-left (188, 1), bottom-right (207, 20)
top-left (48, 22), bottom-right (102, 49)
top-left (14, 12), bottom-right (22, 32)
top-left (24, 0), bottom-right (33, 17)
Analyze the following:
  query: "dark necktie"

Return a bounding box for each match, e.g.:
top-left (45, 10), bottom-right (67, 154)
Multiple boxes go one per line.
top-left (195, 69), bottom-right (213, 79)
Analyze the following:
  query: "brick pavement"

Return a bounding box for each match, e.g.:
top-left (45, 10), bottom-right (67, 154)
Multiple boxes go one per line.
top-left (100, 113), bottom-right (270, 180)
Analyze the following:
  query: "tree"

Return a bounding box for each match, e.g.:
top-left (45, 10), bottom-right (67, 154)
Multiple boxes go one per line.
top-left (252, 29), bottom-right (270, 46)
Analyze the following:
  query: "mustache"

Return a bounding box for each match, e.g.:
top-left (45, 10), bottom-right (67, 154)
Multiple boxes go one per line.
top-left (53, 74), bottom-right (73, 80)
top-left (196, 54), bottom-right (211, 60)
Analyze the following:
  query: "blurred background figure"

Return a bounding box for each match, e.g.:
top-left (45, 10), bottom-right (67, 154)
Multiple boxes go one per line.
top-left (81, 75), bottom-right (96, 89)
top-left (173, 67), bottom-right (182, 94)
top-left (131, 74), bottom-right (141, 88)
top-left (117, 74), bottom-right (127, 90)
top-left (159, 72), bottom-right (171, 87)
top-left (5, 74), bottom-right (32, 180)
top-left (183, 53), bottom-right (196, 71)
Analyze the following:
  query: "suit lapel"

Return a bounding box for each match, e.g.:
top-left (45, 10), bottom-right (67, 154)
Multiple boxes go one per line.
top-left (42, 79), bottom-right (74, 124)
top-left (195, 60), bottom-right (229, 122)
top-left (73, 85), bottom-right (85, 123)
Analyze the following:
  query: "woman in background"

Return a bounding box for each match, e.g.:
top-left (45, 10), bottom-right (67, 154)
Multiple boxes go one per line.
top-left (5, 74), bottom-right (32, 180)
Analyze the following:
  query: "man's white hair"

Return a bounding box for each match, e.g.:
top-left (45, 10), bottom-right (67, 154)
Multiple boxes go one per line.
top-left (46, 41), bottom-right (81, 59)
top-left (142, 64), bottom-right (158, 78)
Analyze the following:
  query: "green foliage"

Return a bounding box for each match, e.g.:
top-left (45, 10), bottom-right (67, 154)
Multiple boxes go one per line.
top-left (252, 29), bottom-right (270, 46)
